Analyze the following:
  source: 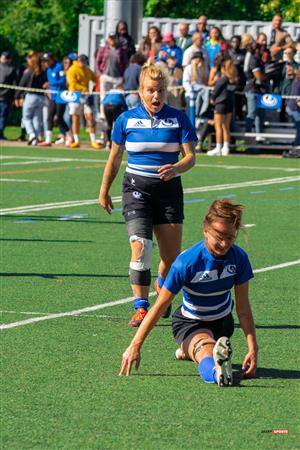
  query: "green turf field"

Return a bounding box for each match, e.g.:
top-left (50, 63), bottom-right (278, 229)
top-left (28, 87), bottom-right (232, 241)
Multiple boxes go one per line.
top-left (1, 144), bottom-right (300, 449)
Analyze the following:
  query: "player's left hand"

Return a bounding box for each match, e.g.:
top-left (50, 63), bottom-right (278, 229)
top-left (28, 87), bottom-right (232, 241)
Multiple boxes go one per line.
top-left (242, 350), bottom-right (258, 378)
top-left (158, 164), bottom-right (178, 181)
top-left (119, 344), bottom-right (141, 376)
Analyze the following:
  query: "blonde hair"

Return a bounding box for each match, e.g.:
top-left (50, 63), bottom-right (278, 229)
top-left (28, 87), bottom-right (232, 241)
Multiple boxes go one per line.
top-left (139, 62), bottom-right (168, 91)
top-left (204, 199), bottom-right (244, 230)
top-left (241, 33), bottom-right (254, 50)
top-left (221, 59), bottom-right (237, 84)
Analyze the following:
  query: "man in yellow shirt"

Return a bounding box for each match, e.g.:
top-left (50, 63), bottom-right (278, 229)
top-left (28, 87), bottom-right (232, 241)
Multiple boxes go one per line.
top-left (67, 54), bottom-right (101, 149)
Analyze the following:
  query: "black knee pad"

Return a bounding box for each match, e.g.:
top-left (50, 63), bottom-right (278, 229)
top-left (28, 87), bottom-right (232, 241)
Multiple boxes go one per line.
top-left (130, 268), bottom-right (151, 286)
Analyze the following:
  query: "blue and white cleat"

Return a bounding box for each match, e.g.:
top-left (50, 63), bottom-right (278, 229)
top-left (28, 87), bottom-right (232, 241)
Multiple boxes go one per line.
top-left (213, 337), bottom-right (233, 387)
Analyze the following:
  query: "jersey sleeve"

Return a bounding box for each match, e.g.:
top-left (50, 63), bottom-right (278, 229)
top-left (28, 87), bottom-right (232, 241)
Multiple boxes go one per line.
top-left (163, 256), bottom-right (187, 295)
top-left (234, 249), bottom-right (254, 285)
top-left (111, 113), bottom-right (127, 145)
top-left (179, 111), bottom-right (197, 144)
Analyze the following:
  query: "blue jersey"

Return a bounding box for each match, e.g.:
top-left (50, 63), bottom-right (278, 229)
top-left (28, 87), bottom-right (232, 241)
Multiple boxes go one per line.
top-left (46, 62), bottom-right (67, 101)
top-left (111, 104), bottom-right (197, 178)
top-left (164, 240), bottom-right (254, 321)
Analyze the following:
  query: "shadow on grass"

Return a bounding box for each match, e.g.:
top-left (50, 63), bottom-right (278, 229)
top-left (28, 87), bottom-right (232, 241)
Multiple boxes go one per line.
top-left (235, 324), bottom-right (300, 330)
top-left (1, 215), bottom-right (124, 225)
top-left (0, 272), bottom-right (128, 279)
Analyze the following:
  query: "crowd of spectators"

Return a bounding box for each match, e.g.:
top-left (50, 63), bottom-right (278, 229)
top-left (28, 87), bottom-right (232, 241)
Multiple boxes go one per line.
top-left (0, 13), bottom-right (299, 154)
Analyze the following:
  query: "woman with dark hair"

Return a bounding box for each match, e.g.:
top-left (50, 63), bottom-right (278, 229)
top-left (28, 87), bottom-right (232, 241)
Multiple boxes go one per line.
top-left (17, 52), bottom-right (47, 145)
top-left (115, 20), bottom-right (136, 60)
top-left (138, 26), bottom-right (163, 63)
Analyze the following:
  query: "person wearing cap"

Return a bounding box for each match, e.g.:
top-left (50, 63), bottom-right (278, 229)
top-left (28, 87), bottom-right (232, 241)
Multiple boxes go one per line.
top-left (67, 54), bottom-right (101, 149)
top-left (158, 32), bottom-right (183, 67)
top-left (37, 53), bottom-right (72, 147)
top-left (0, 51), bottom-right (16, 140)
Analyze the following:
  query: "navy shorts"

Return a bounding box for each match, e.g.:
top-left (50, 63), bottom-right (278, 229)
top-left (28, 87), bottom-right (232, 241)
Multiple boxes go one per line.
top-left (214, 100), bottom-right (234, 115)
top-left (122, 172), bottom-right (184, 225)
top-left (172, 306), bottom-right (234, 345)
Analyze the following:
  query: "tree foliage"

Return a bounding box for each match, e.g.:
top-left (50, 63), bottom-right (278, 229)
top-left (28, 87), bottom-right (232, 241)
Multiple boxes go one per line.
top-left (0, 0), bottom-right (104, 60)
top-left (144, 0), bottom-right (299, 21)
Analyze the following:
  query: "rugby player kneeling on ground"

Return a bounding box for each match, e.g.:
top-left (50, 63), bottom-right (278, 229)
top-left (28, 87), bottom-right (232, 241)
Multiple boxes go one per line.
top-left (119, 199), bottom-right (258, 386)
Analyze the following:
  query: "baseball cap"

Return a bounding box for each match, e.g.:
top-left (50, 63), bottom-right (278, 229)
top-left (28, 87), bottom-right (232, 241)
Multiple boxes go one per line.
top-left (162, 32), bottom-right (175, 43)
top-left (68, 52), bottom-right (78, 61)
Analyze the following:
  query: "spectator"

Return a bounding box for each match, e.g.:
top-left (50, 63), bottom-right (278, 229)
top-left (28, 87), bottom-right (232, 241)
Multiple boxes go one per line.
top-left (268, 13), bottom-right (292, 61)
top-left (205, 26), bottom-right (228, 69)
top-left (38, 53), bottom-right (71, 147)
top-left (256, 33), bottom-right (271, 65)
top-left (228, 35), bottom-right (246, 119)
top-left (207, 58), bottom-right (237, 156)
top-left (123, 53), bottom-right (145, 109)
top-left (157, 32), bottom-right (183, 67)
top-left (95, 33), bottom-right (128, 117)
top-left (285, 67), bottom-right (300, 154)
top-left (138, 26), bottom-right (162, 63)
top-left (67, 54), bottom-right (101, 149)
top-left (176, 23), bottom-right (193, 52)
top-left (280, 47), bottom-right (299, 121)
top-left (193, 15), bottom-right (209, 42)
top-left (243, 40), bottom-right (268, 144)
top-left (0, 51), bottom-right (16, 140)
top-left (102, 84), bottom-right (127, 149)
top-left (182, 32), bottom-right (210, 75)
top-left (17, 52), bottom-right (47, 145)
top-left (182, 52), bottom-right (209, 117)
top-left (115, 20), bottom-right (136, 60)
top-left (165, 54), bottom-right (184, 109)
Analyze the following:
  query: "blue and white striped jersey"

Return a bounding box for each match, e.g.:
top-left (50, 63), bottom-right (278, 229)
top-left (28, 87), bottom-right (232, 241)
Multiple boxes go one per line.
top-left (111, 104), bottom-right (197, 178)
top-left (164, 240), bottom-right (254, 321)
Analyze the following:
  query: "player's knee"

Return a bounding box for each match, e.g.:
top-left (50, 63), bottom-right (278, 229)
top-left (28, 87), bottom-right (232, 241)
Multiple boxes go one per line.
top-left (129, 235), bottom-right (153, 285)
top-left (129, 235), bottom-right (152, 271)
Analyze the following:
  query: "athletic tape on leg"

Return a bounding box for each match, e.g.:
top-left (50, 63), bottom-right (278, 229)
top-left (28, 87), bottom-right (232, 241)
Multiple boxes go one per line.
top-left (129, 235), bottom-right (152, 271)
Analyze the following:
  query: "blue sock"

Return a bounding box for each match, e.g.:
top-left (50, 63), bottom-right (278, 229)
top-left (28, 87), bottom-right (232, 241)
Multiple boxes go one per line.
top-left (133, 297), bottom-right (150, 311)
top-left (198, 356), bottom-right (217, 384)
top-left (157, 273), bottom-right (165, 289)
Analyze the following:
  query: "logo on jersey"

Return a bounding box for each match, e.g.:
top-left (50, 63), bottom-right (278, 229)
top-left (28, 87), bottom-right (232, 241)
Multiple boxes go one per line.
top-left (161, 118), bottom-right (179, 127)
top-left (135, 120), bottom-right (146, 127)
top-left (191, 271), bottom-right (215, 283)
top-left (133, 191), bottom-right (142, 199)
top-left (226, 265), bottom-right (236, 274)
top-left (220, 264), bottom-right (237, 278)
top-left (130, 178), bottom-right (136, 185)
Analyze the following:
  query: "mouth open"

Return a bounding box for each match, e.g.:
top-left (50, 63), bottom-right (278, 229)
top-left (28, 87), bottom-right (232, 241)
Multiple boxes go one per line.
top-left (152, 101), bottom-right (160, 107)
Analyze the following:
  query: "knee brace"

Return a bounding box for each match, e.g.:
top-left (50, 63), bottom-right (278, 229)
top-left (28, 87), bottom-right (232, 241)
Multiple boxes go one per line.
top-left (129, 235), bottom-right (153, 285)
top-left (192, 337), bottom-right (216, 361)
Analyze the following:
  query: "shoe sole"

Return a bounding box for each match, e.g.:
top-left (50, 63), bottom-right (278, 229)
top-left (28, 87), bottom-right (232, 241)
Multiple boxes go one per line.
top-left (213, 337), bottom-right (233, 387)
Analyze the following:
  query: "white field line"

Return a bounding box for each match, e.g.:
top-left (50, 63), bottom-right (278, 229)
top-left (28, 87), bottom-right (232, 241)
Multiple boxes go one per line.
top-left (196, 163), bottom-right (300, 172)
top-left (1, 176), bottom-right (299, 216)
top-left (0, 178), bottom-right (49, 183)
top-left (1, 154), bottom-right (299, 172)
top-left (1, 259), bottom-right (299, 330)
top-left (1, 157), bottom-right (110, 166)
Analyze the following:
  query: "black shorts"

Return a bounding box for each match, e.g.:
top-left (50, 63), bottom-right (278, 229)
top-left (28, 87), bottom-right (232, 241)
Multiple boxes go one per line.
top-left (122, 172), bottom-right (184, 225)
top-left (172, 306), bottom-right (234, 345)
top-left (214, 100), bottom-right (234, 115)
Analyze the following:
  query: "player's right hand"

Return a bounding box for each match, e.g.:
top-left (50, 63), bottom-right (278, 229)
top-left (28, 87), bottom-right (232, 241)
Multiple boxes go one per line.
top-left (99, 193), bottom-right (114, 214)
top-left (119, 345), bottom-right (141, 377)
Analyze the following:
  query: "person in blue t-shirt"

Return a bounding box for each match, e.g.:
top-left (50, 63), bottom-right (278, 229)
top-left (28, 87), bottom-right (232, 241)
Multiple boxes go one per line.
top-left (119, 199), bottom-right (258, 387)
top-left (99, 63), bottom-right (196, 327)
